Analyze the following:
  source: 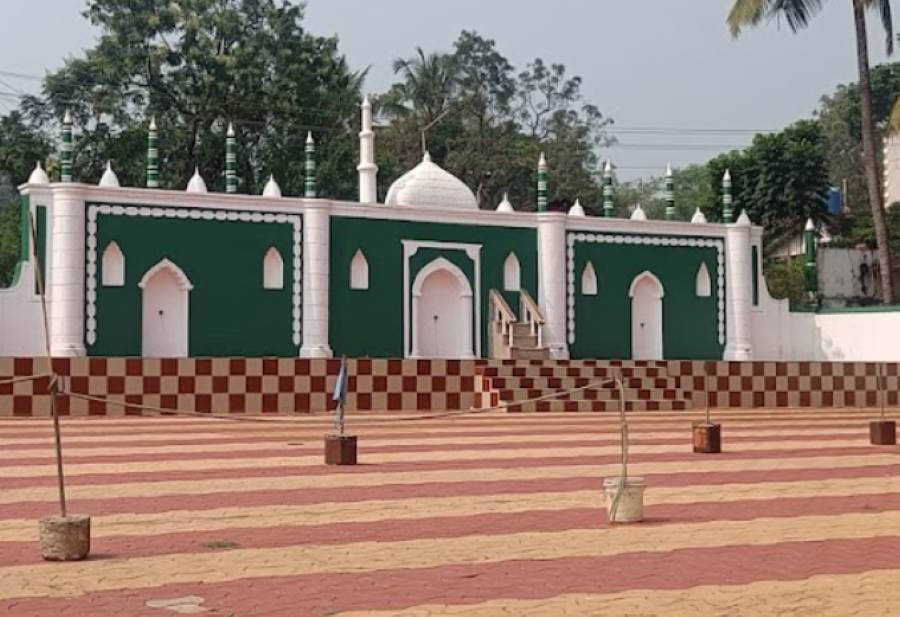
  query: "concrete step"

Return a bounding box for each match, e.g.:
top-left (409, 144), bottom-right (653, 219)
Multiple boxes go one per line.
top-left (504, 399), bottom-right (690, 412)
top-left (497, 387), bottom-right (686, 403)
top-left (478, 365), bottom-right (667, 379)
top-left (509, 347), bottom-right (551, 361)
top-left (486, 375), bottom-right (682, 391)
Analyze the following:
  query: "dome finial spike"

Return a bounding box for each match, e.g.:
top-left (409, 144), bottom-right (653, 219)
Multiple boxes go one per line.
top-left (99, 160), bottom-right (120, 187)
top-left (28, 161), bottom-right (50, 185)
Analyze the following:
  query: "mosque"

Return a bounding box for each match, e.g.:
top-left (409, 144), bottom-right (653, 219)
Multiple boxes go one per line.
top-left (0, 100), bottom-right (894, 364)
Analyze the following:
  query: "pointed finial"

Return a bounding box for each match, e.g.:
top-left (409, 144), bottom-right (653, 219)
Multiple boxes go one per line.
top-left (496, 192), bottom-right (514, 213)
top-left (736, 210), bottom-right (752, 225)
top-left (630, 203), bottom-right (647, 221)
top-left (63, 108), bottom-right (72, 124)
top-left (306, 131), bottom-right (314, 145)
top-left (99, 160), bottom-right (120, 187)
top-left (263, 174), bottom-right (282, 198)
top-left (227, 122), bottom-right (235, 137)
top-left (28, 161), bottom-right (49, 185)
top-left (724, 168), bottom-right (731, 182)
top-left (149, 116), bottom-right (157, 131)
top-left (362, 95), bottom-right (371, 108)
top-left (568, 198), bottom-right (586, 216)
top-left (604, 159), bottom-right (612, 173)
top-left (423, 151), bottom-right (432, 163)
top-left (538, 152), bottom-right (547, 170)
top-left (666, 163), bottom-right (673, 177)
top-left (691, 207), bottom-right (707, 224)
top-left (186, 166), bottom-right (208, 193)
top-left (805, 217), bottom-right (815, 231)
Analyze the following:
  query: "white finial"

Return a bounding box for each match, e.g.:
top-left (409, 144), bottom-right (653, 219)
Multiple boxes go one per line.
top-left (149, 116), bottom-right (157, 131)
top-left (186, 167), bottom-right (207, 193)
top-left (227, 122), bottom-right (235, 137)
top-left (98, 160), bottom-right (120, 187)
top-left (691, 207), bottom-right (707, 224)
top-left (568, 198), bottom-right (586, 216)
top-left (805, 217), bottom-right (815, 231)
top-left (496, 192), bottom-right (514, 212)
top-left (666, 163), bottom-right (673, 177)
top-left (27, 161), bottom-right (49, 185)
top-left (630, 203), bottom-right (647, 221)
top-left (736, 210), bottom-right (752, 225)
top-left (423, 151), bottom-right (432, 163)
top-left (263, 174), bottom-right (282, 198)
top-left (63, 109), bottom-right (72, 124)
top-left (538, 152), bottom-right (547, 170)
top-left (724, 168), bottom-right (731, 182)
top-left (306, 131), bottom-right (314, 145)
top-left (604, 160), bottom-right (612, 173)
top-left (362, 95), bottom-right (371, 108)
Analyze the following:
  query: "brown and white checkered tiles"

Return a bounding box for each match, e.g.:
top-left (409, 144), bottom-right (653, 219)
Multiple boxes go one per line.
top-left (1, 356), bottom-right (897, 417)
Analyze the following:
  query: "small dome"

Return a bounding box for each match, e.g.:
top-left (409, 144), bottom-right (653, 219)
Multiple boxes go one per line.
top-left (385, 152), bottom-right (477, 210)
top-left (28, 161), bottom-right (49, 185)
top-left (496, 192), bottom-right (514, 212)
top-left (186, 167), bottom-right (207, 193)
top-left (99, 161), bottom-right (120, 188)
top-left (691, 208), bottom-right (707, 224)
top-left (262, 174), bottom-right (282, 197)
top-left (736, 210), bottom-right (752, 226)
top-left (568, 199), bottom-right (586, 216)
top-left (630, 204), bottom-right (647, 221)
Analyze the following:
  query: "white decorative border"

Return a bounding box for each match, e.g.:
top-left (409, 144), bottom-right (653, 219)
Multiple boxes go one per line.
top-left (566, 232), bottom-right (725, 346)
top-left (86, 204), bottom-right (302, 347)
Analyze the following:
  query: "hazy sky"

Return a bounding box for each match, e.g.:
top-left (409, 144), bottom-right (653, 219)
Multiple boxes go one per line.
top-left (0, 1), bottom-right (895, 181)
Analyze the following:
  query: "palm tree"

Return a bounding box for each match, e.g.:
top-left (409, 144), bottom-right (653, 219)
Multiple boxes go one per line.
top-left (729, 0), bottom-right (895, 304)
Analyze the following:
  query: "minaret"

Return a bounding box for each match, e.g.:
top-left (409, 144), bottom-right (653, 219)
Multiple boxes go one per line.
top-left (305, 131), bottom-right (317, 198)
top-left (721, 169), bottom-right (733, 223)
top-left (225, 122), bottom-right (237, 194)
top-left (804, 218), bottom-right (818, 299)
top-left (537, 152), bottom-right (548, 212)
top-left (664, 163), bottom-right (675, 221)
top-left (60, 110), bottom-right (73, 182)
top-left (602, 160), bottom-right (614, 217)
top-left (357, 96), bottom-right (378, 203)
top-left (147, 117), bottom-right (159, 188)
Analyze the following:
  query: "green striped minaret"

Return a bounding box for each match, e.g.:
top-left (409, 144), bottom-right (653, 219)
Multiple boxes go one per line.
top-left (536, 152), bottom-right (548, 212)
top-left (721, 169), bottom-right (733, 223)
top-left (146, 117), bottom-right (159, 188)
top-left (60, 109), bottom-right (73, 182)
top-left (602, 160), bottom-right (614, 217)
top-left (225, 122), bottom-right (237, 194)
top-left (305, 131), bottom-right (317, 198)
top-left (664, 163), bottom-right (676, 221)
top-left (804, 218), bottom-right (818, 298)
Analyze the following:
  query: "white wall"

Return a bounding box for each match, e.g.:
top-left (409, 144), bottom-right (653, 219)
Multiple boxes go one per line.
top-left (0, 261), bottom-right (46, 356)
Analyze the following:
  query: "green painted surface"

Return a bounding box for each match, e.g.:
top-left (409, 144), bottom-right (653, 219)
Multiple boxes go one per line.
top-left (33, 206), bottom-right (46, 295)
top-left (89, 204), bottom-right (298, 357)
top-left (751, 245), bottom-right (759, 306)
top-left (329, 216), bottom-right (537, 357)
top-left (570, 235), bottom-right (724, 360)
top-left (18, 195), bottom-right (29, 263)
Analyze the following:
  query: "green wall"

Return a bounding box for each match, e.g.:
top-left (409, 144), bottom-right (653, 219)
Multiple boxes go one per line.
top-left (89, 204), bottom-right (297, 357)
top-left (570, 235), bottom-right (724, 360)
top-left (329, 216), bottom-right (537, 357)
top-left (33, 206), bottom-right (46, 295)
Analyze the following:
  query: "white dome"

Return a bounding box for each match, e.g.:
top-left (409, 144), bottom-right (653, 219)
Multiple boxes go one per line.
top-left (568, 199), bottom-right (586, 216)
top-left (186, 167), bottom-right (207, 193)
top-left (262, 174), bottom-right (282, 197)
top-left (630, 204), bottom-right (647, 221)
top-left (496, 193), bottom-right (514, 212)
top-left (385, 152), bottom-right (477, 210)
top-left (691, 208), bottom-right (707, 224)
top-left (28, 161), bottom-right (49, 185)
top-left (99, 161), bottom-right (120, 188)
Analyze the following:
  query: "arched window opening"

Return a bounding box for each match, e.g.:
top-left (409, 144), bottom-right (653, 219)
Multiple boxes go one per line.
top-left (263, 247), bottom-right (284, 290)
top-left (695, 262), bottom-right (711, 297)
top-left (101, 241), bottom-right (125, 287)
top-left (350, 249), bottom-right (369, 290)
top-left (503, 252), bottom-right (520, 292)
top-left (581, 261), bottom-right (597, 296)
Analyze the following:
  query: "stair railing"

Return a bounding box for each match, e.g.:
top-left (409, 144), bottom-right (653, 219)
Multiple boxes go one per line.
top-left (520, 290), bottom-right (546, 348)
top-left (489, 289), bottom-right (517, 349)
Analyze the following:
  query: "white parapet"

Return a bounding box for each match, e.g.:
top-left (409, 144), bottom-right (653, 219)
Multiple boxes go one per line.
top-left (724, 216), bottom-right (753, 360)
top-left (49, 184), bottom-right (87, 357)
top-left (299, 200), bottom-right (333, 358)
top-left (537, 212), bottom-right (569, 359)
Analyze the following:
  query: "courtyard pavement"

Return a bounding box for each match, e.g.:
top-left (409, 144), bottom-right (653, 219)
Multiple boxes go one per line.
top-left (0, 408), bottom-right (898, 615)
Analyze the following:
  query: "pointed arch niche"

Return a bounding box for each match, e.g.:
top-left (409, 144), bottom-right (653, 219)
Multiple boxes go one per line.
top-left (350, 249), bottom-right (369, 290)
top-left (581, 261), bottom-right (597, 296)
top-left (503, 252), bottom-right (520, 292)
top-left (101, 241), bottom-right (125, 287)
top-left (263, 247), bottom-right (284, 290)
top-left (695, 262), bottom-right (711, 297)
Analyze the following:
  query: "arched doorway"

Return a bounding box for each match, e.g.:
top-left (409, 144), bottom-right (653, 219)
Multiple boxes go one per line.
top-left (629, 271), bottom-right (664, 360)
top-left (139, 259), bottom-right (193, 357)
top-left (411, 258), bottom-right (474, 358)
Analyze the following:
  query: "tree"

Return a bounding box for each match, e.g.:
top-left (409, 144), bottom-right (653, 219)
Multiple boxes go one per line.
top-left (729, 0), bottom-right (896, 302)
top-left (21, 0), bottom-right (363, 198)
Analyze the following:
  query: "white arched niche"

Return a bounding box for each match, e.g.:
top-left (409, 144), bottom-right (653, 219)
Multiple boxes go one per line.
top-left (695, 262), bottom-right (711, 297)
top-left (581, 261), bottom-right (597, 295)
top-left (629, 270), bottom-right (665, 361)
top-left (263, 247), bottom-right (284, 290)
top-left (139, 258), bottom-right (193, 358)
top-left (351, 249), bottom-right (369, 290)
top-left (411, 257), bottom-right (474, 358)
top-left (503, 252), bottom-right (520, 292)
top-left (101, 241), bottom-right (125, 287)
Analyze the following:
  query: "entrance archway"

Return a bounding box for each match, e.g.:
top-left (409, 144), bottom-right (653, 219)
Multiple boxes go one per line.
top-left (411, 258), bottom-right (474, 358)
top-left (629, 271), bottom-right (664, 360)
top-left (139, 259), bottom-right (192, 357)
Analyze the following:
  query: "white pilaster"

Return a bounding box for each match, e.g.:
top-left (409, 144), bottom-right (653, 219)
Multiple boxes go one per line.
top-left (299, 201), bottom-right (332, 358)
top-left (357, 96), bottom-right (378, 204)
top-left (49, 184), bottom-right (87, 356)
top-left (723, 216), bottom-right (753, 360)
top-left (537, 212), bottom-right (569, 359)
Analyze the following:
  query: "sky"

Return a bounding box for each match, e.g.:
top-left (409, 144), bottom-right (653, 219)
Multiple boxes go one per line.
top-left (0, 0), bottom-right (895, 181)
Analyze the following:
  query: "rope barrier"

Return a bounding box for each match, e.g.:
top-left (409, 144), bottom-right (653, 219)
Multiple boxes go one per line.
top-left (0, 372), bottom-right (54, 387)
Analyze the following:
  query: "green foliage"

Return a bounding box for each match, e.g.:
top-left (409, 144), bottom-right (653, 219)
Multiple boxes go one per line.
top-left (21, 0), bottom-right (362, 197)
top-left (837, 204), bottom-right (900, 252)
top-left (376, 31), bottom-right (613, 210)
top-left (0, 178), bottom-right (21, 288)
top-left (706, 120), bottom-right (830, 242)
top-left (763, 257), bottom-right (807, 308)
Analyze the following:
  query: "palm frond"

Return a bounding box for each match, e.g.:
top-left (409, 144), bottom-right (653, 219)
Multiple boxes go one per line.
top-left (888, 93), bottom-right (900, 134)
top-left (728, 0), bottom-right (771, 36)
